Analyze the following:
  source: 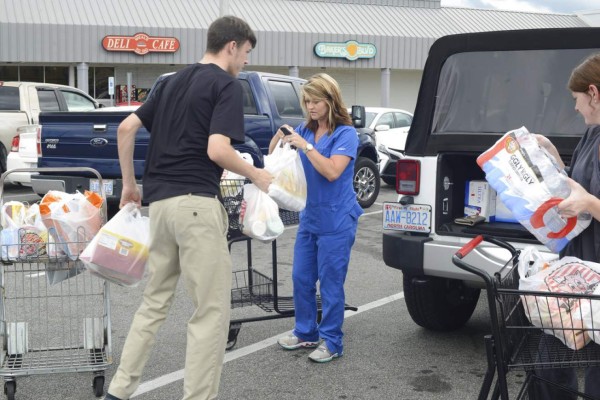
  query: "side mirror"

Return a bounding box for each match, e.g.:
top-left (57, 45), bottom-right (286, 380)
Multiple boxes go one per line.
top-left (351, 105), bottom-right (365, 128)
top-left (375, 124), bottom-right (390, 132)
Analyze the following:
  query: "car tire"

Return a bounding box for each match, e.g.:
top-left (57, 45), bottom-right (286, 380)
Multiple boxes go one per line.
top-left (382, 176), bottom-right (396, 186)
top-left (354, 157), bottom-right (380, 208)
top-left (0, 144), bottom-right (7, 174)
top-left (403, 274), bottom-right (481, 331)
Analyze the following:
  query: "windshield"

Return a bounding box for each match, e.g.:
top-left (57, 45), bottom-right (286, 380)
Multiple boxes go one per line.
top-left (432, 49), bottom-right (599, 136)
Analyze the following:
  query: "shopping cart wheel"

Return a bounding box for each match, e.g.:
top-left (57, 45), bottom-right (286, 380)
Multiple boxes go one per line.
top-left (92, 375), bottom-right (105, 397)
top-left (227, 323), bottom-right (242, 350)
top-left (4, 380), bottom-right (15, 400)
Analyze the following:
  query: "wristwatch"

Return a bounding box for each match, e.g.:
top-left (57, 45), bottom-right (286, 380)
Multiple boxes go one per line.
top-left (303, 143), bottom-right (314, 154)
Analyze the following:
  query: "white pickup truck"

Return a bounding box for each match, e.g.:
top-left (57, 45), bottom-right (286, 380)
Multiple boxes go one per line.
top-left (0, 81), bottom-right (99, 179)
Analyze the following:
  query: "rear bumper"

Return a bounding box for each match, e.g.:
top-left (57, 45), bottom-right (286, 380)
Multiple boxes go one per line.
top-left (6, 154), bottom-right (37, 185)
top-left (382, 232), bottom-right (432, 275)
top-left (31, 174), bottom-right (127, 203)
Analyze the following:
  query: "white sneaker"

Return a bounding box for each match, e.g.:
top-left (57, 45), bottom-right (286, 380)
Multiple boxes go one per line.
top-left (308, 343), bottom-right (341, 363)
top-left (277, 334), bottom-right (319, 350)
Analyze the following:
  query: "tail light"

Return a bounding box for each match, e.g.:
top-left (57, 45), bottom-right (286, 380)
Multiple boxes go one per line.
top-left (37, 126), bottom-right (42, 156)
top-left (10, 135), bottom-right (19, 152)
top-left (396, 159), bottom-right (420, 195)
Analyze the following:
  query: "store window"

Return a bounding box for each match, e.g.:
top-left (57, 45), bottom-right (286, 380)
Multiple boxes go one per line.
top-left (20, 66), bottom-right (44, 82)
top-left (45, 67), bottom-right (69, 85)
top-left (91, 67), bottom-right (115, 99)
top-left (0, 66), bottom-right (18, 81)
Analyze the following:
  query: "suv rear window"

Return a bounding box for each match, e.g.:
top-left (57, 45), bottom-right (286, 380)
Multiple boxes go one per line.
top-left (432, 48), bottom-right (599, 137)
top-left (0, 86), bottom-right (20, 110)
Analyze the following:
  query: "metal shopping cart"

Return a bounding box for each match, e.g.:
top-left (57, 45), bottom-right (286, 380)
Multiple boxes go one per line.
top-left (452, 235), bottom-right (600, 400)
top-left (220, 179), bottom-right (358, 349)
top-left (0, 168), bottom-right (111, 399)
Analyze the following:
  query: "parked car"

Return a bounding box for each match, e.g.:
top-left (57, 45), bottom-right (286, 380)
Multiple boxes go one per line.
top-left (363, 107), bottom-right (413, 186)
top-left (351, 107), bottom-right (413, 185)
top-left (382, 27), bottom-right (598, 332)
top-left (0, 81), bottom-right (100, 176)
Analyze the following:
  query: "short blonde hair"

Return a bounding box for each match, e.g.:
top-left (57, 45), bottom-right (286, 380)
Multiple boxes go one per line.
top-left (301, 73), bottom-right (352, 135)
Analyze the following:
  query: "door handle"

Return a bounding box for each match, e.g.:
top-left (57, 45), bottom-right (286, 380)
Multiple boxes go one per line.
top-left (93, 124), bottom-right (107, 131)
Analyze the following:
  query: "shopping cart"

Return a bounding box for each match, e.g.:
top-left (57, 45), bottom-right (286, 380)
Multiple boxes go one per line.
top-left (0, 167), bottom-right (111, 399)
top-left (220, 179), bottom-right (358, 349)
top-left (452, 235), bottom-right (600, 400)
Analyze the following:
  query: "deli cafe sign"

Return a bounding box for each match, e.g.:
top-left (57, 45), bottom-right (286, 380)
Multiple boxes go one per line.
top-left (102, 33), bottom-right (180, 55)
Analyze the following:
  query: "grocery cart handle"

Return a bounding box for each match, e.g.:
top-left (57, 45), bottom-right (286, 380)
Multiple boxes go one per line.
top-left (455, 235), bottom-right (484, 259)
top-left (0, 167), bottom-right (106, 206)
top-left (452, 235), bottom-right (518, 289)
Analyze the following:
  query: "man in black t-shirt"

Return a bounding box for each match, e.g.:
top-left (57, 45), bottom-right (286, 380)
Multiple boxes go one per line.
top-left (105, 16), bottom-right (272, 400)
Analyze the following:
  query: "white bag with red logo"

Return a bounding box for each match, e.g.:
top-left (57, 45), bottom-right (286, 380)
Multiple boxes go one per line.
top-left (518, 254), bottom-right (600, 350)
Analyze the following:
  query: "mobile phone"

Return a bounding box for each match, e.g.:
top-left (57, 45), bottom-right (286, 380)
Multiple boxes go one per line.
top-left (280, 126), bottom-right (292, 136)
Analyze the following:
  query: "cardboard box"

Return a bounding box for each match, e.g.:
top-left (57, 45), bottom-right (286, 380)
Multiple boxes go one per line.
top-left (464, 180), bottom-right (496, 222)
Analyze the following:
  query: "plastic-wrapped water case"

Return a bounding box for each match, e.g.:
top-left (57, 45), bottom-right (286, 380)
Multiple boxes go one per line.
top-left (477, 126), bottom-right (591, 253)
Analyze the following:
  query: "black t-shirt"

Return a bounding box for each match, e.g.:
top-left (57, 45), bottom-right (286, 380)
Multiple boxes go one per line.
top-left (135, 63), bottom-right (245, 203)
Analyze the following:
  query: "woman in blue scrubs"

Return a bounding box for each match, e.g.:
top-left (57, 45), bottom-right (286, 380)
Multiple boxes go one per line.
top-left (269, 73), bottom-right (363, 363)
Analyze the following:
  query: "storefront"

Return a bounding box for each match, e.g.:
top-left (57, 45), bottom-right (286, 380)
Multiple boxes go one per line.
top-left (0, 0), bottom-right (588, 111)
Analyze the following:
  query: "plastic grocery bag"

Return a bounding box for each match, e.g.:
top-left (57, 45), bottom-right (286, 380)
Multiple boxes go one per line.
top-left (0, 201), bottom-right (27, 261)
top-left (580, 285), bottom-right (600, 344)
top-left (477, 126), bottom-right (591, 253)
top-left (0, 202), bottom-right (51, 261)
top-left (80, 203), bottom-right (150, 287)
top-left (221, 151), bottom-right (253, 198)
top-left (518, 251), bottom-right (600, 350)
top-left (239, 183), bottom-right (284, 242)
top-left (264, 141), bottom-right (307, 212)
top-left (39, 190), bottom-right (103, 259)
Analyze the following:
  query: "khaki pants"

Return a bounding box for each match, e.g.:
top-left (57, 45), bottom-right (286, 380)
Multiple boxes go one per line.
top-left (108, 194), bottom-right (232, 400)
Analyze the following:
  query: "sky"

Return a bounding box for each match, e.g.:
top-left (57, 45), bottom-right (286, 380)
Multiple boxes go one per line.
top-left (440, 0), bottom-right (599, 14)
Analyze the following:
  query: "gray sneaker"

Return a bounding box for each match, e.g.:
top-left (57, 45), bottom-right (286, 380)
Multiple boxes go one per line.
top-left (278, 334), bottom-right (319, 350)
top-left (308, 343), bottom-right (341, 363)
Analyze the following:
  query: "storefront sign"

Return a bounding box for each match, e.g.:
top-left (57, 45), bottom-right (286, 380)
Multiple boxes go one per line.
top-left (314, 40), bottom-right (376, 61)
top-left (102, 33), bottom-right (180, 55)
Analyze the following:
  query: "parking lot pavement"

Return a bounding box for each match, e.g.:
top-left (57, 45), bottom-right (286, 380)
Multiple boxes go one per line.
top-left (1, 184), bottom-right (527, 399)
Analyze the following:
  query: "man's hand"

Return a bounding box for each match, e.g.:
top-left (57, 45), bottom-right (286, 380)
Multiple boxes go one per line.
top-left (120, 182), bottom-right (142, 208)
top-left (250, 167), bottom-right (273, 193)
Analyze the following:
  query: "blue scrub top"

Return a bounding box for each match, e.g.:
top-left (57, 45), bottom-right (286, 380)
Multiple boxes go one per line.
top-left (295, 123), bottom-right (364, 234)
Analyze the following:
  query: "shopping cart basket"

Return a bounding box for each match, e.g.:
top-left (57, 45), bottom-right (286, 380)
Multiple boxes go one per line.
top-left (220, 179), bottom-right (358, 349)
top-left (0, 168), bottom-right (112, 399)
top-left (452, 235), bottom-right (600, 400)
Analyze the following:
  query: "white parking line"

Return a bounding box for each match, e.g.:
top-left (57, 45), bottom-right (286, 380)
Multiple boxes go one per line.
top-left (131, 292), bottom-right (404, 398)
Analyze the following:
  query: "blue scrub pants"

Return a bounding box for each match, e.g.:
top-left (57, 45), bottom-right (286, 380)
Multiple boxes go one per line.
top-left (291, 214), bottom-right (358, 355)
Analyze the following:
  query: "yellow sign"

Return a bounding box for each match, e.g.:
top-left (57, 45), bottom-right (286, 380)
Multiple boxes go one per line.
top-left (313, 40), bottom-right (376, 61)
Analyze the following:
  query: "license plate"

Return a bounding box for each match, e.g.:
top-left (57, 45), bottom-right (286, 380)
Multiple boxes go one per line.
top-left (89, 179), bottom-right (114, 196)
top-left (383, 202), bottom-right (431, 233)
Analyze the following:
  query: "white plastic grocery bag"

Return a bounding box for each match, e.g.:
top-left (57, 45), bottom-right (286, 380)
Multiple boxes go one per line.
top-left (477, 126), bottom-right (591, 253)
top-left (264, 141), bottom-right (307, 212)
top-left (239, 183), bottom-right (284, 242)
top-left (81, 203), bottom-right (150, 287)
top-left (518, 253), bottom-right (600, 350)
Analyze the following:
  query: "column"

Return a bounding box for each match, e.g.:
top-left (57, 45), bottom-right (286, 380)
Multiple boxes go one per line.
top-left (288, 66), bottom-right (299, 78)
top-left (68, 66), bottom-right (75, 87)
top-left (76, 63), bottom-right (89, 94)
top-left (381, 68), bottom-right (390, 107)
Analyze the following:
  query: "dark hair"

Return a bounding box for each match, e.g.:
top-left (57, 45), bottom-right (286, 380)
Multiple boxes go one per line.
top-left (206, 16), bottom-right (257, 54)
top-left (568, 53), bottom-right (600, 93)
top-left (301, 73), bottom-right (352, 135)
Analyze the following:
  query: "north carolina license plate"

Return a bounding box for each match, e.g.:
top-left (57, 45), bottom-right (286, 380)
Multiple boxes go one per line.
top-left (382, 202), bottom-right (431, 233)
top-left (89, 179), bottom-right (114, 196)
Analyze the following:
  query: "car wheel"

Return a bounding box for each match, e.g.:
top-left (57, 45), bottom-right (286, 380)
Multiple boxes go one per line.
top-left (403, 274), bottom-right (481, 331)
top-left (0, 144), bottom-right (7, 174)
top-left (382, 176), bottom-right (396, 186)
top-left (353, 157), bottom-right (380, 208)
